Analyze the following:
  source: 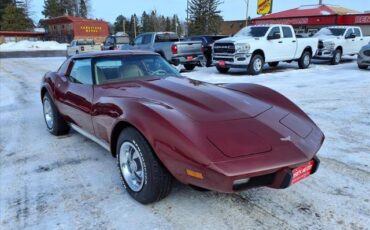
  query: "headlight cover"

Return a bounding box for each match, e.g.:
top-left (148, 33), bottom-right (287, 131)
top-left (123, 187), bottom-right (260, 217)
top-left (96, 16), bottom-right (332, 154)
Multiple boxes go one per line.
top-left (235, 43), bottom-right (250, 53)
top-left (323, 41), bottom-right (335, 50)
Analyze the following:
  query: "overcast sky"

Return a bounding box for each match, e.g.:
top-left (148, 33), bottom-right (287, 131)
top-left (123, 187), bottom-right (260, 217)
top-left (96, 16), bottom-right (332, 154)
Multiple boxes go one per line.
top-left (32, 0), bottom-right (370, 23)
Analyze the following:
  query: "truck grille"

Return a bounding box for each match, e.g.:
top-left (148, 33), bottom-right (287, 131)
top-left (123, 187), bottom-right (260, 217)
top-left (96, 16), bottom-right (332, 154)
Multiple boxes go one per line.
top-left (318, 41), bottom-right (324, 49)
top-left (214, 43), bottom-right (235, 54)
top-left (364, 50), bottom-right (370, 57)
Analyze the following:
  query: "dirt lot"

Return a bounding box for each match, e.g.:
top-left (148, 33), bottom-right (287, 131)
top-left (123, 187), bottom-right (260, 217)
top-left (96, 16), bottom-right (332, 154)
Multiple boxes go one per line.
top-left (0, 57), bottom-right (369, 230)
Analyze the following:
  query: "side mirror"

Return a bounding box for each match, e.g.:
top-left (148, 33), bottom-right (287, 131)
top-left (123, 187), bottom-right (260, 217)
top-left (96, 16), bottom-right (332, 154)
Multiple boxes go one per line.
top-left (346, 33), bottom-right (356, 39)
top-left (268, 32), bottom-right (281, 40)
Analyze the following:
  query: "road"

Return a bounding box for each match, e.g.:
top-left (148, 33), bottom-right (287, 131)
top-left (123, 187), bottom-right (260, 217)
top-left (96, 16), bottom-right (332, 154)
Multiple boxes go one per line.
top-left (0, 57), bottom-right (369, 230)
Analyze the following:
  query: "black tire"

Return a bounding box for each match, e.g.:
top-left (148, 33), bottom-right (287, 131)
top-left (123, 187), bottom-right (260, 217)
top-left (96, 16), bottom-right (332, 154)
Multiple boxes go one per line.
top-left (184, 64), bottom-right (196, 71)
top-left (42, 92), bottom-right (70, 136)
top-left (358, 64), bottom-right (368, 70)
top-left (298, 51), bottom-right (312, 69)
top-left (268, 62), bottom-right (279, 67)
top-left (331, 49), bottom-right (342, 65)
top-left (117, 127), bottom-right (172, 204)
top-left (247, 54), bottom-right (264, 75)
top-left (216, 65), bottom-right (230, 74)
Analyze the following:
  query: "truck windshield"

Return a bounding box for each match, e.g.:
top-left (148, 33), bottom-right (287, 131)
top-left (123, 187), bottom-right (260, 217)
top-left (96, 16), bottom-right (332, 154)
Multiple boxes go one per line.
top-left (77, 40), bottom-right (95, 45)
top-left (314, 28), bottom-right (346, 37)
top-left (94, 55), bottom-right (181, 84)
top-left (116, 36), bottom-right (130, 44)
top-left (235, 26), bottom-right (270, 38)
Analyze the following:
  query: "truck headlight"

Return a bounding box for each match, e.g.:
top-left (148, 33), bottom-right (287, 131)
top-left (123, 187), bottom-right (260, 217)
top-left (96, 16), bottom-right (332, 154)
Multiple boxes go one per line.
top-left (235, 43), bottom-right (250, 53)
top-left (323, 41), bottom-right (335, 50)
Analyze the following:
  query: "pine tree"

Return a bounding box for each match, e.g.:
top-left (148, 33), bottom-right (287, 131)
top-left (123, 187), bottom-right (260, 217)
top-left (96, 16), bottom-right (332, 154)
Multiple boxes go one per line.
top-left (128, 14), bottom-right (140, 40)
top-left (171, 14), bottom-right (183, 36)
top-left (141, 11), bottom-right (149, 33)
top-left (165, 17), bottom-right (171, 31)
top-left (79, 0), bottom-right (87, 18)
top-left (0, 0), bottom-right (14, 18)
top-left (42, 0), bottom-right (63, 18)
top-left (113, 14), bottom-right (129, 33)
top-left (0, 3), bottom-right (33, 31)
top-left (188, 0), bottom-right (223, 35)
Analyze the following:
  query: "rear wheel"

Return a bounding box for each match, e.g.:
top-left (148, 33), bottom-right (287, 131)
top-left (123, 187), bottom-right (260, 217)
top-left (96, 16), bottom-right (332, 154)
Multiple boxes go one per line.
top-left (216, 65), bottom-right (230, 74)
top-left (184, 64), bottom-right (196, 71)
top-left (268, 62), bottom-right (279, 67)
top-left (42, 92), bottom-right (70, 136)
top-left (358, 64), bottom-right (368, 69)
top-left (117, 127), bottom-right (172, 204)
top-left (331, 49), bottom-right (342, 65)
top-left (298, 51), bottom-right (312, 69)
top-left (247, 54), bottom-right (264, 75)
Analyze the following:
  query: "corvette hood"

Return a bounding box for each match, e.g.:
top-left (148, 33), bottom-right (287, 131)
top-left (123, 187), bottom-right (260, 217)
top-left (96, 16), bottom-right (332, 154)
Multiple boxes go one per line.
top-left (128, 77), bottom-right (272, 122)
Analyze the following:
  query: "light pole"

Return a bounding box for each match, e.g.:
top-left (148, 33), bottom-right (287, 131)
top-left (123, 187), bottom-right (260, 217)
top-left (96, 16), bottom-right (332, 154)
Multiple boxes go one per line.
top-left (244, 0), bottom-right (250, 26)
top-left (186, 0), bottom-right (189, 36)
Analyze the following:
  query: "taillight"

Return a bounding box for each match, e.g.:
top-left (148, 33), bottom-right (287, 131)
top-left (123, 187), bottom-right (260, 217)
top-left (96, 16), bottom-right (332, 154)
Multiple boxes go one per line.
top-left (81, 46), bottom-right (85, 51)
top-left (171, 44), bottom-right (178, 54)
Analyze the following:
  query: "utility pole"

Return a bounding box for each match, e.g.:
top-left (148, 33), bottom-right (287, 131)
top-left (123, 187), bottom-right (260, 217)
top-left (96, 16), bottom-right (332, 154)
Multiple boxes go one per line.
top-left (244, 0), bottom-right (250, 26)
top-left (123, 19), bottom-right (126, 33)
top-left (133, 16), bottom-right (137, 38)
top-left (319, 0), bottom-right (323, 5)
top-left (186, 0), bottom-right (189, 36)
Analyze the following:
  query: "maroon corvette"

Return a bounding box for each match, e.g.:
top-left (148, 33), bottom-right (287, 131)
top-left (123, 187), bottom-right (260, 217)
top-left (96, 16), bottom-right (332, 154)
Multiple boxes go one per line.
top-left (41, 50), bottom-right (324, 204)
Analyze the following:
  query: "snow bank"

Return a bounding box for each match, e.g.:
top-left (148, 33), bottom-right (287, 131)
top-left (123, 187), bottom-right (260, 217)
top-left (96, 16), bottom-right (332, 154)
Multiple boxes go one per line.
top-left (0, 40), bottom-right (68, 52)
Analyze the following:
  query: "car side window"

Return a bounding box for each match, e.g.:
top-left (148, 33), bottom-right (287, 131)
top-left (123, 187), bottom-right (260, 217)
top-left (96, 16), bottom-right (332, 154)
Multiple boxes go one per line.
top-left (282, 27), bottom-right (293, 38)
top-left (345, 29), bottom-right (354, 37)
top-left (134, 36), bottom-right (143, 45)
top-left (268, 27), bottom-right (281, 37)
top-left (143, 35), bottom-right (152, 44)
top-left (68, 59), bottom-right (93, 85)
top-left (354, 28), bottom-right (361, 37)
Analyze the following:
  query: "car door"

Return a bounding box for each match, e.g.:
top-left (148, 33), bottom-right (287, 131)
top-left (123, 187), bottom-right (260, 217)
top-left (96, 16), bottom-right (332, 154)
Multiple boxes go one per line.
top-left (281, 26), bottom-right (297, 60)
top-left (266, 26), bottom-right (284, 61)
top-left (55, 58), bottom-right (95, 134)
top-left (353, 28), bottom-right (364, 53)
top-left (344, 28), bottom-right (356, 54)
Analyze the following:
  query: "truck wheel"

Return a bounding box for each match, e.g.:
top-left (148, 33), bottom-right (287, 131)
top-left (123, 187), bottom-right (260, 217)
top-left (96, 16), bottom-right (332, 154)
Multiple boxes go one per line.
top-left (298, 51), bottom-right (312, 69)
top-left (216, 65), bottom-right (230, 74)
top-left (358, 64), bottom-right (368, 69)
top-left (247, 54), bottom-right (264, 75)
top-left (117, 127), bottom-right (172, 204)
top-left (268, 62), bottom-right (279, 67)
top-left (331, 49), bottom-right (342, 65)
top-left (42, 92), bottom-right (70, 136)
top-left (184, 64), bottom-right (196, 71)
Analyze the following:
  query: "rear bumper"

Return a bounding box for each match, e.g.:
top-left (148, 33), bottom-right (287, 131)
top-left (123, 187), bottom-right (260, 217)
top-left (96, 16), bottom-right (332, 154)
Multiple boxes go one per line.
top-left (212, 53), bottom-right (252, 68)
top-left (171, 54), bottom-right (204, 65)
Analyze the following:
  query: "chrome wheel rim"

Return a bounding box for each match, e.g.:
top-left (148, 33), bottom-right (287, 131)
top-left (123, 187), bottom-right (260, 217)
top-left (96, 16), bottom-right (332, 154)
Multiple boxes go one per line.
top-left (119, 142), bottom-right (144, 192)
top-left (304, 54), bottom-right (310, 66)
top-left (253, 58), bottom-right (262, 72)
top-left (43, 98), bottom-right (54, 129)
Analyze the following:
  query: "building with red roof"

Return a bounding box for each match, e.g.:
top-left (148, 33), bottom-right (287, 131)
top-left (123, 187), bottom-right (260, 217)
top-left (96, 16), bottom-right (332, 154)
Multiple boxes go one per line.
top-left (41, 16), bottom-right (109, 44)
top-left (221, 4), bottom-right (370, 36)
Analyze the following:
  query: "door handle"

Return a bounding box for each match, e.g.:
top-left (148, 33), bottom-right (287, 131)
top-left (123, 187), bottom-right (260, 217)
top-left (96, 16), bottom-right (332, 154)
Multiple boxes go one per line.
top-left (360, 39), bottom-right (364, 41)
top-left (278, 41), bottom-right (283, 43)
top-left (292, 40), bottom-right (297, 43)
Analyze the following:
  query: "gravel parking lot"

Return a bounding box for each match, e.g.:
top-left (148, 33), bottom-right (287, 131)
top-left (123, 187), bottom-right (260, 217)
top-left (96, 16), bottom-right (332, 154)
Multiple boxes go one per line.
top-left (1, 57), bottom-right (369, 230)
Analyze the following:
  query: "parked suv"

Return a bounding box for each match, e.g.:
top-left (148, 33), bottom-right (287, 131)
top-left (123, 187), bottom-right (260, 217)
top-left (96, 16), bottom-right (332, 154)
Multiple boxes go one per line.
top-left (102, 34), bottom-right (130, 50)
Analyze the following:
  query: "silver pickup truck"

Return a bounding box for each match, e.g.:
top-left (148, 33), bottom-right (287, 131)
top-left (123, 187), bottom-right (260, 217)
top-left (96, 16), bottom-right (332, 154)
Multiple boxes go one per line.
top-left (128, 32), bottom-right (203, 71)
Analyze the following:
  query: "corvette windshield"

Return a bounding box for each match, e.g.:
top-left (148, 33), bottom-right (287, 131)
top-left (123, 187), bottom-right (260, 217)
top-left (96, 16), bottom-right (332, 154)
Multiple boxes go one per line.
top-left (94, 55), bottom-right (181, 84)
top-left (235, 26), bottom-right (269, 38)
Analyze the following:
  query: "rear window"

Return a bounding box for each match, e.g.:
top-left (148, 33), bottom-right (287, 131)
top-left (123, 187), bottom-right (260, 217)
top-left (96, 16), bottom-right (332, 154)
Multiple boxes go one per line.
top-left (115, 36), bottom-right (130, 44)
top-left (155, 33), bottom-right (179, 43)
top-left (76, 40), bottom-right (95, 45)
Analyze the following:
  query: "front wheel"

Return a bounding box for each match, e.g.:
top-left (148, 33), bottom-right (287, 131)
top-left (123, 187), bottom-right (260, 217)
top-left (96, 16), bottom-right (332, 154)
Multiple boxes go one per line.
top-left (184, 64), bottom-right (196, 71)
top-left (42, 92), bottom-right (70, 136)
top-left (358, 64), bottom-right (368, 70)
top-left (247, 54), bottom-right (264, 75)
top-left (117, 127), bottom-right (172, 204)
top-left (331, 49), bottom-right (342, 65)
top-left (298, 51), bottom-right (312, 69)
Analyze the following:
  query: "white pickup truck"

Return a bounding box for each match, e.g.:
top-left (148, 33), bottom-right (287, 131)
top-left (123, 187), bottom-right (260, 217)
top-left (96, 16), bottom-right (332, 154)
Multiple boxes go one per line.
top-left (66, 39), bottom-right (101, 57)
top-left (314, 26), bottom-right (370, 65)
top-left (213, 25), bottom-right (319, 75)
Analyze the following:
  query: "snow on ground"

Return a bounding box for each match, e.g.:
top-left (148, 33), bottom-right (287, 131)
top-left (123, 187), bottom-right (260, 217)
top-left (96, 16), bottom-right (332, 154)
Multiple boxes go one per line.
top-left (0, 57), bottom-right (369, 230)
top-left (0, 40), bottom-right (68, 52)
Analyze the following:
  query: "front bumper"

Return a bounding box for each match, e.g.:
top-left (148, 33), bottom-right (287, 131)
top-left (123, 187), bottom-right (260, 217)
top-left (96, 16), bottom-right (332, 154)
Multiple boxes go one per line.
top-left (358, 54), bottom-right (370, 66)
top-left (171, 54), bottom-right (204, 65)
top-left (314, 49), bottom-right (335, 59)
top-left (213, 53), bottom-right (252, 68)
